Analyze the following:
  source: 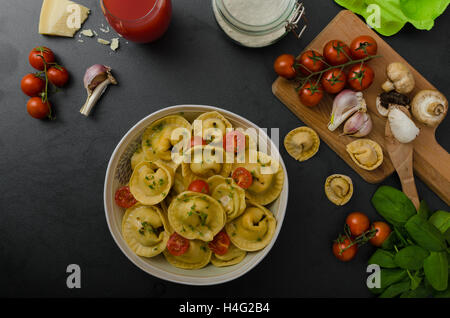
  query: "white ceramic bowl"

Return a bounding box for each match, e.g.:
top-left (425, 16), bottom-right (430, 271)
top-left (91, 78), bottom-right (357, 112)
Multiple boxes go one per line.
top-left (104, 105), bottom-right (289, 285)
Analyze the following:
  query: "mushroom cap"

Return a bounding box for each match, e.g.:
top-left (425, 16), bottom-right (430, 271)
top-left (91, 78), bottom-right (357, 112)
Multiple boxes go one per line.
top-left (411, 90), bottom-right (448, 126)
top-left (385, 62), bottom-right (415, 94)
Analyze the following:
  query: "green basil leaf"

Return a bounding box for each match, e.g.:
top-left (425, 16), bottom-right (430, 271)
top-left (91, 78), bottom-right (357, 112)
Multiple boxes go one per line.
top-left (372, 186), bottom-right (416, 227)
top-left (405, 215), bottom-right (447, 251)
top-left (418, 200), bottom-right (431, 220)
top-left (423, 251), bottom-right (449, 291)
top-left (369, 249), bottom-right (397, 268)
top-left (394, 245), bottom-right (430, 270)
top-left (379, 280), bottom-right (410, 298)
top-left (429, 210), bottom-right (450, 234)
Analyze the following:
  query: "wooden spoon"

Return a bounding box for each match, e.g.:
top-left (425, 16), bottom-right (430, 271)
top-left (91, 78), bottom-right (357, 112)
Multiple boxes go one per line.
top-left (385, 106), bottom-right (420, 209)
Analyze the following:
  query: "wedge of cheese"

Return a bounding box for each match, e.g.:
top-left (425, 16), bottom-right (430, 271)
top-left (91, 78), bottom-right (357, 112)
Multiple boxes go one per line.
top-left (39, 0), bottom-right (90, 37)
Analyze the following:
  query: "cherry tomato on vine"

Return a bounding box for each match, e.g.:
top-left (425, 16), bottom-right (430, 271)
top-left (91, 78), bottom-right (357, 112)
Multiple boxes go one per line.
top-left (26, 97), bottom-right (51, 119)
top-left (346, 212), bottom-right (370, 236)
top-left (208, 230), bottom-right (231, 255)
top-left (47, 66), bottom-right (69, 87)
top-left (167, 233), bottom-right (190, 256)
top-left (29, 46), bottom-right (55, 71)
top-left (297, 50), bottom-right (326, 75)
top-left (321, 68), bottom-right (346, 94)
top-left (114, 186), bottom-right (137, 208)
top-left (333, 237), bottom-right (358, 262)
top-left (350, 35), bottom-right (378, 59)
top-left (369, 221), bottom-right (391, 247)
top-left (323, 40), bottom-right (351, 66)
top-left (188, 180), bottom-right (210, 194)
top-left (273, 54), bottom-right (297, 79)
top-left (232, 167), bottom-right (253, 189)
top-left (347, 63), bottom-right (374, 91)
top-left (21, 73), bottom-right (45, 97)
top-left (298, 81), bottom-right (324, 107)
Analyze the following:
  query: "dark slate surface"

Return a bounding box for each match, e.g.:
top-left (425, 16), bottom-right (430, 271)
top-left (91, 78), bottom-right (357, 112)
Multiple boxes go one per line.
top-left (0, 0), bottom-right (448, 297)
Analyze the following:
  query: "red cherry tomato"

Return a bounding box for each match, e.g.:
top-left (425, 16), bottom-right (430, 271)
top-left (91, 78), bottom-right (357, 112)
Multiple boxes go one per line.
top-left (208, 230), bottom-right (231, 255)
top-left (114, 186), bottom-right (137, 208)
top-left (321, 68), bottom-right (346, 94)
top-left (298, 50), bottom-right (326, 76)
top-left (273, 54), bottom-right (297, 79)
top-left (323, 40), bottom-right (351, 66)
top-left (298, 81), bottom-right (324, 107)
top-left (369, 222), bottom-right (391, 247)
top-left (26, 97), bottom-right (51, 119)
top-left (232, 167), bottom-right (253, 189)
top-left (332, 237), bottom-right (358, 262)
top-left (188, 180), bottom-right (210, 194)
top-left (21, 74), bottom-right (45, 97)
top-left (29, 46), bottom-right (55, 71)
top-left (190, 136), bottom-right (207, 148)
top-left (167, 233), bottom-right (190, 256)
top-left (350, 35), bottom-right (378, 59)
top-left (346, 212), bottom-right (370, 236)
top-left (223, 130), bottom-right (245, 153)
top-left (347, 63), bottom-right (374, 91)
top-left (47, 66), bottom-right (69, 87)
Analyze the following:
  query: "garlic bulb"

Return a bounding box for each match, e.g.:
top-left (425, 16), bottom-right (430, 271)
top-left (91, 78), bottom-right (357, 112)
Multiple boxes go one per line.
top-left (411, 90), bottom-right (448, 126)
top-left (342, 110), bottom-right (373, 137)
top-left (388, 107), bottom-right (420, 143)
top-left (328, 90), bottom-right (366, 131)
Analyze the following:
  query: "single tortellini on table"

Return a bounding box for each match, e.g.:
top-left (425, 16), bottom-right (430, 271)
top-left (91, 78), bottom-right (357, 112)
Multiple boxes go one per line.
top-left (346, 139), bottom-right (383, 171)
top-left (181, 145), bottom-right (232, 186)
top-left (129, 161), bottom-right (173, 205)
top-left (324, 174), bottom-right (353, 206)
top-left (122, 205), bottom-right (169, 258)
top-left (141, 115), bottom-right (191, 162)
top-left (225, 201), bottom-right (276, 252)
top-left (194, 111), bottom-right (232, 143)
top-left (284, 126), bottom-right (320, 161)
top-left (232, 151), bottom-right (284, 206)
top-left (208, 175), bottom-right (246, 222)
top-left (168, 191), bottom-right (226, 242)
top-left (211, 243), bottom-right (247, 267)
top-left (163, 239), bottom-right (211, 269)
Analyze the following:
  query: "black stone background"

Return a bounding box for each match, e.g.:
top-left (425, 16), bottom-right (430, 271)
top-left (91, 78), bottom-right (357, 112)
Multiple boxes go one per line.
top-left (0, 0), bottom-right (449, 298)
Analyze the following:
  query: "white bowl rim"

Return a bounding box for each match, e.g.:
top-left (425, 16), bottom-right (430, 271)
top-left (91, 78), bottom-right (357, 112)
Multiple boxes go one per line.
top-left (104, 105), bottom-right (289, 286)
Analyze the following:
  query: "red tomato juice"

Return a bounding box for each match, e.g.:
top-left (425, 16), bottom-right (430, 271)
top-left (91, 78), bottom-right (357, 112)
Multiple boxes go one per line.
top-left (101, 0), bottom-right (172, 43)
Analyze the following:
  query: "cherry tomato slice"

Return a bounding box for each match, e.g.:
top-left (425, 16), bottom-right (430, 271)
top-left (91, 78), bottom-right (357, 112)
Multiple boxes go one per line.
top-left (346, 212), bottom-right (370, 236)
top-left (208, 230), bottom-right (230, 255)
top-left (332, 237), bottom-right (358, 262)
top-left (114, 186), bottom-right (137, 208)
top-left (167, 233), bottom-right (190, 256)
top-left (232, 167), bottom-right (253, 189)
top-left (188, 180), bottom-right (210, 194)
top-left (223, 130), bottom-right (245, 153)
top-left (369, 221), bottom-right (391, 247)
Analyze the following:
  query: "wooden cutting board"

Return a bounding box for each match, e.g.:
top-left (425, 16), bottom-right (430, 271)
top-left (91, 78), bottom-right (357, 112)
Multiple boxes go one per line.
top-left (272, 10), bottom-right (450, 205)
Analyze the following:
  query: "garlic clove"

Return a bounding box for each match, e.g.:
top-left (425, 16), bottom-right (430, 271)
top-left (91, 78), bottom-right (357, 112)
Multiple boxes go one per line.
top-left (328, 90), bottom-right (366, 131)
top-left (342, 110), bottom-right (373, 137)
top-left (388, 107), bottom-right (420, 143)
top-left (411, 89), bottom-right (448, 126)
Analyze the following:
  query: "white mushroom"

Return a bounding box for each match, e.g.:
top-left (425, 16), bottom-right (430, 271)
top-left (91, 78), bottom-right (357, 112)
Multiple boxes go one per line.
top-left (411, 90), bottom-right (448, 126)
top-left (382, 62), bottom-right (415, 94)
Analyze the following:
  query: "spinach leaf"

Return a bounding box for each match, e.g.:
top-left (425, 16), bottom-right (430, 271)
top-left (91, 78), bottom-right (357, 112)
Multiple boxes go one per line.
top-left (418, 200), bottom-right (431, 220)
top-left (400, 284), bottom-right (432, 298)
top-left (369, 249), bottom-right (397, 268)
top-left (380, 268), bottom-right (408, 289)
top-left (405, 215), bottom-right (447, 251)
top-left (394, 245), bottom-right (429, 270)
top-left (379, 280), bottom-right (410, 298)
top-left (372, 186), bottom-right (416, 227)
top-left (381, 231), bottom-right (398, 250)
top-left (429, 210), bottom-right (450, 243)
top-left (423, 251), bottom-right (449, 291)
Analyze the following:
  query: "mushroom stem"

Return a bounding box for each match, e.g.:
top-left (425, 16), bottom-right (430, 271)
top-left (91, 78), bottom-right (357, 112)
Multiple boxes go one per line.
top-left (428, 102), bottom-right (445, 116)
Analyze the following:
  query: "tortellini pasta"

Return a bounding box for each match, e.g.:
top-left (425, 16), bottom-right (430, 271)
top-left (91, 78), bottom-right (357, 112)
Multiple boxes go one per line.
top-left (194, 111), bottom-right (232, 142)
top-left (346, 139), bottom-right (383, 171)
top-left (324, 174), bottom-right (353, 206)
top-left (208, 175), bottom-right (246, 222)
top-left (168, 191), bottom-right (226, 242)
top-left (131, 146), bottom-right (145, 171)
top-left (130, 161), bottom-right (173, 205)
top-left (226, 201), bottom-right (276, 252)
top-left (163, 240), bottom-right (211, 269)
top-left (284, 126), bottom-right (320, 162)
top-left (211, 243), bottom-right (247, 267)
top-left (122, 205), bottom-right (169, 257)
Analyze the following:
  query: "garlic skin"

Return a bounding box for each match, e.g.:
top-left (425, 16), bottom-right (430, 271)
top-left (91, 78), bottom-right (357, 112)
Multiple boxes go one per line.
top-left (342, 110), bottom-right (373, 137)
top-left (388, 107), bottom-right (420, 143)
top-left (411, 90), bottom-right (448, 126)
top-left (328, 90), bottom-right (366, 131)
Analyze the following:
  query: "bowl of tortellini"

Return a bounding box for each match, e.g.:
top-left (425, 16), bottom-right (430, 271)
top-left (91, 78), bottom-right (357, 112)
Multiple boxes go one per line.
top-left (104, 105), bottom-right (288, 285)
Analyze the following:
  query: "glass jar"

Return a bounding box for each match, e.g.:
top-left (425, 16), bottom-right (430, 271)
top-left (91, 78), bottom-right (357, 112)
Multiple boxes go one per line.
top-left (212, 0), bottom-right (307, 48)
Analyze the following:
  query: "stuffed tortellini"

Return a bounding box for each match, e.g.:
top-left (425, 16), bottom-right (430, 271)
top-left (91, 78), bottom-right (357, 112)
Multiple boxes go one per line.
top-left (122, 205), bottom-right (169, 257)
top-left (131, 146), bottom-right (145, 171)
top-left (163, 239), bottom-right (212, 269)
top-left (232, 152), bottom-right (284, 206)
top-left (225, 201), bottom-right (276, 252)
top-left (194, 111), bottom-right (232, 142)
top-left (284, 126), bottom-right (320, 161)
top-left (346, 139), bottom-right (383, 171)
top-left (168, 191), bottom-right (226, 242)
top-left (211, 243), bottom-right (247, 267)
top-left (130, 161), bottom-right (173, 205)
top-left (208, 175), bottom-right (246, 222)
top-left (324, 174), bottom-right (353, 206)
